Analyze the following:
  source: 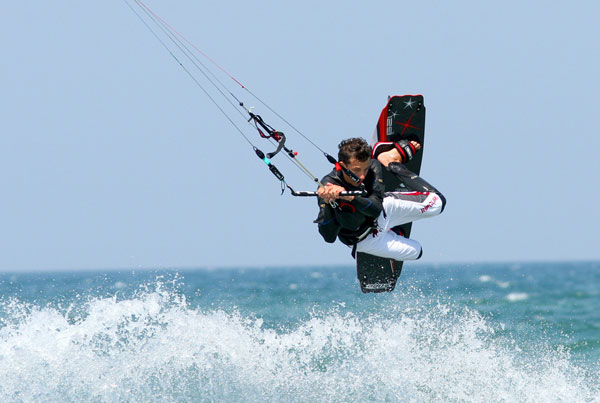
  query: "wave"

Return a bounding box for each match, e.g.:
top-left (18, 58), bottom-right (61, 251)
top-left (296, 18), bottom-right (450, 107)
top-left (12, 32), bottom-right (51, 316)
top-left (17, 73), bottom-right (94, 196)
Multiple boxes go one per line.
top-left (1, 281), bottom-right (598, 402)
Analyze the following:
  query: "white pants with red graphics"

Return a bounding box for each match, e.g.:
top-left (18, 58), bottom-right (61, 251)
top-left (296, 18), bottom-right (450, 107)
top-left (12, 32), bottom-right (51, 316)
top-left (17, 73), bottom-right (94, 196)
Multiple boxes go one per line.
top-left (355, 191), bottom-right (444, 260)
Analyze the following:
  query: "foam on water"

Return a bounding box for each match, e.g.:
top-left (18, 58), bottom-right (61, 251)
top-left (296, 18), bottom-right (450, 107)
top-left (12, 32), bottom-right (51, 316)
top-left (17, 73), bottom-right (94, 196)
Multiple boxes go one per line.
top-left (1, 281), bottom-right (598, 402)
top-left (479, 275), bottom-right (493, 283)
top-left (479, 274), bottom-right (510, 289)
top-left (506, 292), bottom-right (529, 302)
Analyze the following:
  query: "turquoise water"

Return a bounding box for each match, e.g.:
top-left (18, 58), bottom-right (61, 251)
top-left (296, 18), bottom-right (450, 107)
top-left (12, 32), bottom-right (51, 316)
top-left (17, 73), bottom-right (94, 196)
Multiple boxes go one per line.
top-left (1, 262), bottom-right (599, 402)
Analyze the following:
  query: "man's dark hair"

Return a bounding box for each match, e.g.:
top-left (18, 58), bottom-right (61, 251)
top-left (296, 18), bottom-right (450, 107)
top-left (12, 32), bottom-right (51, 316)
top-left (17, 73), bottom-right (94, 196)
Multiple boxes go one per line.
top-left (338, 137), bottom-right (372, 163)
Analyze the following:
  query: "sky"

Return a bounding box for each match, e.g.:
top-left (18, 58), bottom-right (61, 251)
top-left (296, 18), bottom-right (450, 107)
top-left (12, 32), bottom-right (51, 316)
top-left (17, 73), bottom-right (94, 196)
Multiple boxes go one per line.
top-left (1, 0), bottom-right (599, 271)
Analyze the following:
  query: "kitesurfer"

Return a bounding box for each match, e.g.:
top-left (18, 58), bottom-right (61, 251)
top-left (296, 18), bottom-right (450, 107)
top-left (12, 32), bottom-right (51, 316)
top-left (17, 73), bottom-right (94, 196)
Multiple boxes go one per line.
top-left (315, 137), bottom-right (445, 260)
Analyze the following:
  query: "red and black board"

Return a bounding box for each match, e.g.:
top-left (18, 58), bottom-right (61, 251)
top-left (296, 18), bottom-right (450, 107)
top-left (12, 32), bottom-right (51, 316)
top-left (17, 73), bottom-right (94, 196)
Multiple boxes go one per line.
top-left (357, 95), bottom-right (426, 293)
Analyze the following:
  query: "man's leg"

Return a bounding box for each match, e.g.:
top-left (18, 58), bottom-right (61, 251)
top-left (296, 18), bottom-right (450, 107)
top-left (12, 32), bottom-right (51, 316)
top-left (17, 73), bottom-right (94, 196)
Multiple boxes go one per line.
top-left (381, 190), bottom-right (444, 230)
top-left (356, 187), bottom-right (441, 261)
top-left (386, 162), bottom-right (445, 206)
top-left (375, 140), bottom-right (446, 212)
top-left (356, 225), bottom-right (423, 260)
top-left (363, 140), bottom-right (445, 261)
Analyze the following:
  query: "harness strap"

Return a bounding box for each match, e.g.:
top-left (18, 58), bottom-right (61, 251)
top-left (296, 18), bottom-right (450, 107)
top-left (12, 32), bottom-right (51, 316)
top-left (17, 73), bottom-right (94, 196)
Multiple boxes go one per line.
top-left (350, 221), bottom-right (379, 259)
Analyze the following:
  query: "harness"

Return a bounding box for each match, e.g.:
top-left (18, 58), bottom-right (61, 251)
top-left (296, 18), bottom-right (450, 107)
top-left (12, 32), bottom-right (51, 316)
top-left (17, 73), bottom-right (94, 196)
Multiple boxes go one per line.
top-left (356, 222), bottom-right (379, 243)
top-left (350, 222), bottom-right (379, 258)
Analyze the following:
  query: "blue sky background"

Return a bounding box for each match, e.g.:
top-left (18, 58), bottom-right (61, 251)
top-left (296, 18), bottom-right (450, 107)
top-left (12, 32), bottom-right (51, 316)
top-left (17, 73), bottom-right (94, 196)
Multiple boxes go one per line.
top-left (1, 0), bottom-right (599, 271)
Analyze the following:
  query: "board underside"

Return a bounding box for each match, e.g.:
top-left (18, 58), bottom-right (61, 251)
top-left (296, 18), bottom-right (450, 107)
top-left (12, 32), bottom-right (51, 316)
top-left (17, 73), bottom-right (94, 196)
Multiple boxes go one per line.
top-left (357, 95), bottom-right (426, 293)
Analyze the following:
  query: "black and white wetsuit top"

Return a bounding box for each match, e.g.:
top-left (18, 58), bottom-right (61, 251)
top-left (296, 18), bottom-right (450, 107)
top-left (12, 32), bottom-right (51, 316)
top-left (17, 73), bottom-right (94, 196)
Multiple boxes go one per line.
top-left (314, 160), bottom-right (385, 246)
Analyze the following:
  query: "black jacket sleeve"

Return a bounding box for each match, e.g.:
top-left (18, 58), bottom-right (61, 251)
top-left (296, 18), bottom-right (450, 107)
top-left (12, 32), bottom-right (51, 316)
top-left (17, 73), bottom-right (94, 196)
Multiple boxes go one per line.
top-left (314, 200), bottom-right (340, 243)
top-left (313, 173), bottom-right (343, 243)
top-left (350, 194), bottom-right (383, 218)
top-left (349, 160), bottom-right (384, 217)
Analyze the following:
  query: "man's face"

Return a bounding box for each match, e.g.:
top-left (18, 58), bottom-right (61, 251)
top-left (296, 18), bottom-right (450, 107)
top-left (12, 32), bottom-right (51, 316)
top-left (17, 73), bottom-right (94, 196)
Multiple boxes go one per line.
top-left (340, 157), bottom-right (370, 184)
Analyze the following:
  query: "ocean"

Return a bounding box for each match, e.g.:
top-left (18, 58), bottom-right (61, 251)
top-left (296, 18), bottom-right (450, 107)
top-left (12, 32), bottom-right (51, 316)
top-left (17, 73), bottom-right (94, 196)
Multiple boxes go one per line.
top-left (1, 261), bottom-right (599, 402)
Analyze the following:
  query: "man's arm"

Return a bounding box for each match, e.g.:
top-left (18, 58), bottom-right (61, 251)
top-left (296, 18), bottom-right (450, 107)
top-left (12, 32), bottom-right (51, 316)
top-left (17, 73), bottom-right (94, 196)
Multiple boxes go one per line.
top-left (314, 199), bottom-right (340, 243)
top-left (349, 195), bottom-right (382, 218)
top-left (349, 161), bottom-right (385, 217)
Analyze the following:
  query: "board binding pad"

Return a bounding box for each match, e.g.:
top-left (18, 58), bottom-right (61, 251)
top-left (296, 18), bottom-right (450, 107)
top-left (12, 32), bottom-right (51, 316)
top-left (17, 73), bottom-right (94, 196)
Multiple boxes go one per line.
top-left (357, 95), bottom-right (426, 293)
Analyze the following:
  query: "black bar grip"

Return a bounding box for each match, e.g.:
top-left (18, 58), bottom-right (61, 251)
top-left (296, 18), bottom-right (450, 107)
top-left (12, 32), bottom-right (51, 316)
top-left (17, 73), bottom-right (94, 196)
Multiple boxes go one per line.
top-left (290, 189), bottom-right (367, 197)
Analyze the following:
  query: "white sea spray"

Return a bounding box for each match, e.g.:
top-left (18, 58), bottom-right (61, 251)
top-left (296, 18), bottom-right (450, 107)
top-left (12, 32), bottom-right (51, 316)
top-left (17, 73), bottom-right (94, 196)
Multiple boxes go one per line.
top-left (1, 279), bottom-right (598, 402)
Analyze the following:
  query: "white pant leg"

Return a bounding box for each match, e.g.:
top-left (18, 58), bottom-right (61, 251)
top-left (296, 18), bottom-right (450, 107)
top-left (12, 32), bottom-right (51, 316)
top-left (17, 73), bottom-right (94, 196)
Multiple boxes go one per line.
top-left (381, 192), bottom-right (444, 231)
top-left (356, 228), bottom-right (422, 260)
top-left (354, 191), bottom-right (443, 261)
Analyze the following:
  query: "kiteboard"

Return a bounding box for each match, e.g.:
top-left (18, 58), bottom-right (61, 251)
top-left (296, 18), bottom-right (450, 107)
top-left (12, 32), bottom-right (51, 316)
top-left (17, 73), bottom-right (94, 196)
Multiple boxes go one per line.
top-left (356, 95), bottom-right (426, 293)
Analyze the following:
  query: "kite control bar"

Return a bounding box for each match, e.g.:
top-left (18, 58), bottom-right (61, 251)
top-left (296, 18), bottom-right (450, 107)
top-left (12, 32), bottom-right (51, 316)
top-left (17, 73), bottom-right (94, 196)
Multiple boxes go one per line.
top-left (288, 187), bottom-right (367, 198)
top-left (255, 147), bottom-right (367, 198)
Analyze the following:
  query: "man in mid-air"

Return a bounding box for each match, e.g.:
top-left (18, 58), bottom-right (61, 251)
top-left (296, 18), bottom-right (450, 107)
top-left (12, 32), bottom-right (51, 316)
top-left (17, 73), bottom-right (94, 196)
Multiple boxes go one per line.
top-left (315, 137), bottom-right (445, 260)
